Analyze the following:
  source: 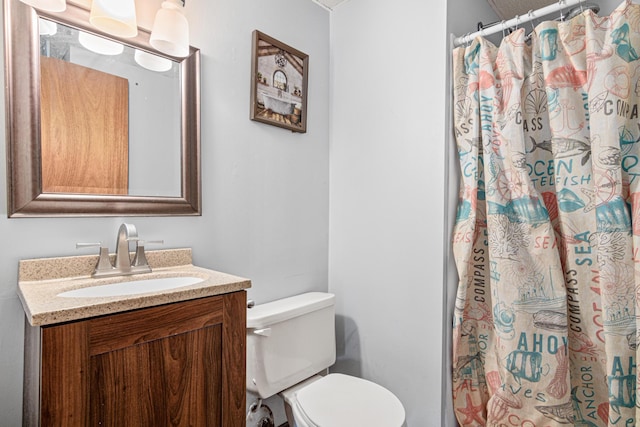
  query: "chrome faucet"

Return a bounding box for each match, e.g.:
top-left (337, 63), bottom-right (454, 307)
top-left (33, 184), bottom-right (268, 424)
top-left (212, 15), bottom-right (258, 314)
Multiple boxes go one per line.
top-left (77, 223), bottom-right (162, 278)
top-left (114, 223), bottom-right (138, 273)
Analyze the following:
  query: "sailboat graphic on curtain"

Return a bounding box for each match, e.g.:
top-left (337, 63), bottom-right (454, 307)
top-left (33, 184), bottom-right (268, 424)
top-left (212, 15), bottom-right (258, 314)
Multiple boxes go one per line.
top-left (451, 1), bottom-right (639, 425)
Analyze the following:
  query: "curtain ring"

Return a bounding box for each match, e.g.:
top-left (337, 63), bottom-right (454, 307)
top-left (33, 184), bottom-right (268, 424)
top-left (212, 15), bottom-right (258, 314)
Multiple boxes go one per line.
top-left (501, 20), bottom-right (507, 38)
top-left (558, 0), bottom-right (565, 21)
top-left (528, 10), bottom-right (535, 32)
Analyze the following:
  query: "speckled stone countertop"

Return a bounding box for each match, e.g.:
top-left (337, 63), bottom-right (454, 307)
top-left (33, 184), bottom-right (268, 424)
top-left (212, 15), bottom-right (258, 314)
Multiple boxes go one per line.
top-left (17, 248), bottom-right (251, 326)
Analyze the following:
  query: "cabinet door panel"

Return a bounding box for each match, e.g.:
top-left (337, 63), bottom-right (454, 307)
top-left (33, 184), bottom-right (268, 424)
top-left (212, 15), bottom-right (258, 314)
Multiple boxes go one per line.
top-left (90, 325), bottom-right (223, 426)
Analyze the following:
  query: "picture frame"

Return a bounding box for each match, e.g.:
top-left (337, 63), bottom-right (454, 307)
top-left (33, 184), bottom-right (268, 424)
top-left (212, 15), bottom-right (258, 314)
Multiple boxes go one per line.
top-left (250, 30), bottom-right (309, 133)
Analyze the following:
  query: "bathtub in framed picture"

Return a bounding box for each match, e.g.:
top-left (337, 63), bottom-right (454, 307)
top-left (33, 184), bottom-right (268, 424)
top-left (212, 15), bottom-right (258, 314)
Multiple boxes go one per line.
top-left (250, 30), bottom-right (309, 133)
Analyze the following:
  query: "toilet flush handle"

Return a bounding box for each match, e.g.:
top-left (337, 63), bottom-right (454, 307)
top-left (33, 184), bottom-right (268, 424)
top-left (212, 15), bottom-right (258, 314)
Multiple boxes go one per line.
top-left (253, 328), bottom-right (272, 337)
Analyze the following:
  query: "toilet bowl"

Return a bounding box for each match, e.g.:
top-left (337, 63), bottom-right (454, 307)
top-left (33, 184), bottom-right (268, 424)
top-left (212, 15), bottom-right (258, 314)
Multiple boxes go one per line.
top-left (246, 292), bottom-right (405, 427)
top-left (281, 374), bottom-right (405, 427)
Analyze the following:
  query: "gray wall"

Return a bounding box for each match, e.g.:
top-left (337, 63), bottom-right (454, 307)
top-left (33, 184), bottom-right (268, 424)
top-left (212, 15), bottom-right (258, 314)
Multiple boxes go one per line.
top-left (0, 1), bottom-right (329, 425)
top-left (329, 1), bottom-right (448, 425)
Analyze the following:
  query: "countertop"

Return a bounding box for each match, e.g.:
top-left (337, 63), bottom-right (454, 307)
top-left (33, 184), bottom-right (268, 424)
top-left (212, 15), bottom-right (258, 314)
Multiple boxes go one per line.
top-left (17, 248), bottom-right (251, 326)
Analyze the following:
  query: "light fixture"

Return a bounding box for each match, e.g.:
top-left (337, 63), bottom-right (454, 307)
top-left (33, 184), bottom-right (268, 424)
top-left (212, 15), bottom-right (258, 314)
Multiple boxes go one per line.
top-left (38, 18), bottom-right (57, 36)
top-left (134, 50), bottom-right (173, 72)
top-left (19, 0), bottom-right (65, 13)
top-left (150, 0), bottom-right (189, 58)
top-left (78, 31), bottom-right (124, 56)
top-left (89, 0), bottom-right (137, 38)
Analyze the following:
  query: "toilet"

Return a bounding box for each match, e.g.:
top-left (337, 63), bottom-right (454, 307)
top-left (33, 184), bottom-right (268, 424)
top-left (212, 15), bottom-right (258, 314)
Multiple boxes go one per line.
top-left (246, 292), bottom-right (405, 427)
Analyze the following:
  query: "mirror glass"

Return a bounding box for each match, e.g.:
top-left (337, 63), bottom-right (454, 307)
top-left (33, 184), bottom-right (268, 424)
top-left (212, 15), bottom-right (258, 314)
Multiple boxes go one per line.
top-left (39, 18), bottom-right (182, 197)
top-left (4, 0), bottom-right (201, 217)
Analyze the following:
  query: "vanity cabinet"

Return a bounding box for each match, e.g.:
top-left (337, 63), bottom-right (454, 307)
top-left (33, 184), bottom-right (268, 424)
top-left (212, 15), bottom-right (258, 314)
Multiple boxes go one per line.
top-left (23, 291), bottom-right (246, 427)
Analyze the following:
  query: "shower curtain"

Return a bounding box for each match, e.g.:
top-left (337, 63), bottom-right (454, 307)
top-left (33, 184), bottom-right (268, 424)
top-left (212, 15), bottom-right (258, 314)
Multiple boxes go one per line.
top-left (451, 2), bottom-right (639, 426)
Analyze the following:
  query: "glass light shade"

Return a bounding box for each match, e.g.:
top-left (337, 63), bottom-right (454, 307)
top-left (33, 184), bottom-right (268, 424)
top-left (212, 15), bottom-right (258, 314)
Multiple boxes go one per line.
top-left (134, 50), bottom-right (173, 72)
top-left (19, 0), bottom-right (65, 12)
top-left (150, 1), bottom-right (189, 58)
top-left (78, 31), bottom-right (124, 56)
top-left (90, 0), bottom-right (137, 38)
top-left (38, 18), bottom-right (57, 36)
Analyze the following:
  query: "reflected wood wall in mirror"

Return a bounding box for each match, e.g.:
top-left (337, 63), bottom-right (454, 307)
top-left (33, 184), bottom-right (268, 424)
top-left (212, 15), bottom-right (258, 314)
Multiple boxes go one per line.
top-left (3, 0), bottom-right (201, 217)
top-left (40, 56), bottom-right (129, 195)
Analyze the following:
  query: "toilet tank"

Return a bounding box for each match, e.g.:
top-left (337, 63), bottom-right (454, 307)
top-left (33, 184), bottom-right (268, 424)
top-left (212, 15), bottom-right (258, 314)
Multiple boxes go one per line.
top-left (246, 292), bottom-right (336, 399)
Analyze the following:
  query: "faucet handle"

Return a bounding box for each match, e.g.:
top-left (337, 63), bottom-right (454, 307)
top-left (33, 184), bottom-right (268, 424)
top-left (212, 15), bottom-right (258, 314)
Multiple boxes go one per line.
top-left (76, 242), bottom-right (114, 275)
top-left (132, 240), bottom-right (164, 268)
top-left (76, 242), bottom-right (101, 249)
top-left (141, 240), bottom-right (165, 245)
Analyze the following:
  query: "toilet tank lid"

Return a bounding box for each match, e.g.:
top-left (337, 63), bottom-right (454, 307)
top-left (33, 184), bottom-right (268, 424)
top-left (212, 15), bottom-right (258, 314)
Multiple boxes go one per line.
top-left (247, 292), bottom-right (335, 329)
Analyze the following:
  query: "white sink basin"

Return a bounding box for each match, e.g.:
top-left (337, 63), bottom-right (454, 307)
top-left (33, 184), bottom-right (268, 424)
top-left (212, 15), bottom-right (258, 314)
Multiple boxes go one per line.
top-left (57, 276), bottom-right (204, 298)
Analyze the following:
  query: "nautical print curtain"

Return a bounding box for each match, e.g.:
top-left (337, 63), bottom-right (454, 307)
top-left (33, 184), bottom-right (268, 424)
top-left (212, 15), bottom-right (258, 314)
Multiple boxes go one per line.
top-left (451, 2), bottom-right (639, 426)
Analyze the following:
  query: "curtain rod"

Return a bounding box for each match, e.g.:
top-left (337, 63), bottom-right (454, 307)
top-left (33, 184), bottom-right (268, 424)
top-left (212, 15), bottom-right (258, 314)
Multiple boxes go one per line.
top-left (453, 0), bottom-right (587, 47)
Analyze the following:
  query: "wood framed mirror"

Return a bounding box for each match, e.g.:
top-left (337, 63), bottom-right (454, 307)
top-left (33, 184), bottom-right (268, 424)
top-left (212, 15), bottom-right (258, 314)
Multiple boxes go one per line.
top-left (4, 0), bottom-right (201, 217)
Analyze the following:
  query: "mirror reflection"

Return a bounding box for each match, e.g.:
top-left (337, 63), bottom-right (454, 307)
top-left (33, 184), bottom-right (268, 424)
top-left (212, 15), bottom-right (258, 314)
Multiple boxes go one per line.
top-left (39, 18), bottom-right (181, 197)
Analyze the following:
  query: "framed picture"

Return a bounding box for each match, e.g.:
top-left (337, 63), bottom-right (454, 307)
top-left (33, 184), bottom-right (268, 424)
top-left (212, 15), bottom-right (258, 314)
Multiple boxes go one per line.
top-left (250, 30), bottom-right (309, 133)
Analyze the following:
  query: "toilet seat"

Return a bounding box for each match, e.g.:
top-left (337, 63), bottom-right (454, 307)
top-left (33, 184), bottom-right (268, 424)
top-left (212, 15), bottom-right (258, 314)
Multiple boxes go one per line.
top-left (286, 373), bottom-right (405, 427)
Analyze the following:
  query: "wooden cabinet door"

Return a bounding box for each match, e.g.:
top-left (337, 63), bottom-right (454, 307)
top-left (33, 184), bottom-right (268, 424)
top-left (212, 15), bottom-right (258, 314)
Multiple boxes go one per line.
top-left (38, 292), bottom-right (246, 427)
top-left (90, 325), bottom-right (222, 426)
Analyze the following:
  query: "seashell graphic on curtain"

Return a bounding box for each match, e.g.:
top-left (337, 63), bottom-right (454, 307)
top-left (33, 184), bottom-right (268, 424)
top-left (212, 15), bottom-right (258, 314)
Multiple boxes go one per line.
top-left (451, 1), bottom-right (640, 425)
